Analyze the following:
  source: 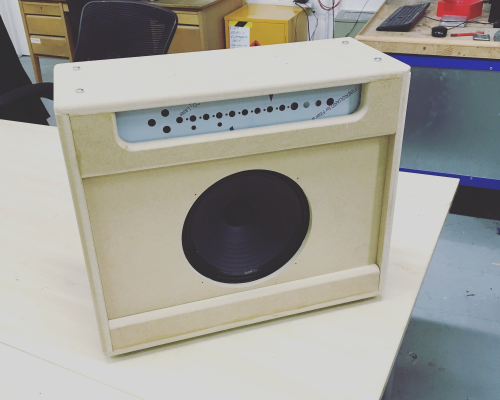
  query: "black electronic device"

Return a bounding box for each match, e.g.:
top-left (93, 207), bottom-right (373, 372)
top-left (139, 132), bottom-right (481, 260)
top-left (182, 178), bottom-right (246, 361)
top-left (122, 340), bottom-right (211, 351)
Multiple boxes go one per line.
top-left (432, 26), bottom-right (448, 37)
top-left (489, 0), bottom-right (500, 22)
top-left (376, 2), bottom-right (430, 32)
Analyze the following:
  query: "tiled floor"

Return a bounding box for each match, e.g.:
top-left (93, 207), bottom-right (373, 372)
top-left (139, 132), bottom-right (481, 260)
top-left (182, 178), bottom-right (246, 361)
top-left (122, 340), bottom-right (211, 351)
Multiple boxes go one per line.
top-left (391, 214), bottom-right (500, 400)
top-left (20, 56), bottom-right (500, 400)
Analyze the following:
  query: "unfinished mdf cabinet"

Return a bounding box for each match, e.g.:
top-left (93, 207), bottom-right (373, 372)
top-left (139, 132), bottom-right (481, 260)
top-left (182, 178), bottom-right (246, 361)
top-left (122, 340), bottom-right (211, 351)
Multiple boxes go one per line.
top-left (54, 39), bottom-right (410, 355)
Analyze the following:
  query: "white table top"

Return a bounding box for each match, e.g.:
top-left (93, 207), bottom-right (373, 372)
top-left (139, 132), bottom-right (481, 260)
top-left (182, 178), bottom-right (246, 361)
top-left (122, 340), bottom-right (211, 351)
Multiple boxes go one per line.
top-left (0, 120), bottom-right (458, 400)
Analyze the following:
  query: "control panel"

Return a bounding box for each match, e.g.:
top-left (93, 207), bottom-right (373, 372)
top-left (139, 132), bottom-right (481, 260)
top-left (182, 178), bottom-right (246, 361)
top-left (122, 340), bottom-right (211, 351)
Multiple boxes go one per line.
top-left (116, 84), bottom-right (361, 143)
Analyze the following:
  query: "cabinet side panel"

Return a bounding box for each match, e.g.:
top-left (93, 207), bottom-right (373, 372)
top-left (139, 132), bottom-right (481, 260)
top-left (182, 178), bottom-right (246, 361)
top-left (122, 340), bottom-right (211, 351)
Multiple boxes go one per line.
top-left (377, 71), bottom-right (411, 292)
top-left (55, 114), bottom-right (112, 353)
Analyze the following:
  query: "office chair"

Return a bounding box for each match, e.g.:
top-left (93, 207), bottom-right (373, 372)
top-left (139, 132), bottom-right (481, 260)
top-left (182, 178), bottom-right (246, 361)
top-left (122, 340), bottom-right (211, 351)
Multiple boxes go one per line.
top-left (73, 0), bottom-right (178, 62)
top-left (1, 2), bottom-right (177, 125)
top-left (0, 16), bottom-right (51, 125)
top-left (66, 0), bottom-right (92, 38)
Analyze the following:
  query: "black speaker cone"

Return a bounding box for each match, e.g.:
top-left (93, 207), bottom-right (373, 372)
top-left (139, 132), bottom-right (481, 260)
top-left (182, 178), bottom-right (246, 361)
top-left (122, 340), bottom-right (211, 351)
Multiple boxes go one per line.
top-left (182, 170), bottom-right (310, 284)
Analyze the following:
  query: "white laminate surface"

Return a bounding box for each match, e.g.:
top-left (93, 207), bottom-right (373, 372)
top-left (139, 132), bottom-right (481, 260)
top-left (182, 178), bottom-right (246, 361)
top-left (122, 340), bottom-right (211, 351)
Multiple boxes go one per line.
top-left (0, 120), bottom-right (458, 400)
top-left (53, 39), bottom-right (409, 115)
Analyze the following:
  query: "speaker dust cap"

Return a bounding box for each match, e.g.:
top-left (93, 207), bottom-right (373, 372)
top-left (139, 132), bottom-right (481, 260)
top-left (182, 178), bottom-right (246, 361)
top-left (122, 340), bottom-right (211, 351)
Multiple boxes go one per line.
top-left (182, 170), bottom-right (310, 284)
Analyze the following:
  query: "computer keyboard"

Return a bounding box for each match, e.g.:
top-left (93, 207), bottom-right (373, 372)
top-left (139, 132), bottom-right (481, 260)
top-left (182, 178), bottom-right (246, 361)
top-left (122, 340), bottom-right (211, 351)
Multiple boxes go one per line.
top-left (376, 2), bottom-right (430, 32)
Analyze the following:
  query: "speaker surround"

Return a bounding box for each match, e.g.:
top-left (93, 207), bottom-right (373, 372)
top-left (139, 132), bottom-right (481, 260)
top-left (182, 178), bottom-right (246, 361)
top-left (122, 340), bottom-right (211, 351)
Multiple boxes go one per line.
top-left (182, 170), bottom-right (310, 284)
top-left (55, 39), bottom-right (410, 355)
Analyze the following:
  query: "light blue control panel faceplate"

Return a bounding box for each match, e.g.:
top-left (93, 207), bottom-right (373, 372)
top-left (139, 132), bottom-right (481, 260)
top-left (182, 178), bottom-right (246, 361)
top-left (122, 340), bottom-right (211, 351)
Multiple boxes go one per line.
top-left (115, 85), bottom-right (361, 143)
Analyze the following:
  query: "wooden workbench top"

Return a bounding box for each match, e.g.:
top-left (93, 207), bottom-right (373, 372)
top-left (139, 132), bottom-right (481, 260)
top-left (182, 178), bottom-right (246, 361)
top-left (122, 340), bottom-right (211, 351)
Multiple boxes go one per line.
top-left (140, 0), bottom-right (227, 10)
top-left (18, 0), bottom-right (222, 10)
top-left (18, 0), bottom-right (67, 3)
top-left (0, 119), bottom-right (458, 400)
top-left (224, 4), bottom-right (302, 21)
top-left (357, 0), bottom-right (500, 59)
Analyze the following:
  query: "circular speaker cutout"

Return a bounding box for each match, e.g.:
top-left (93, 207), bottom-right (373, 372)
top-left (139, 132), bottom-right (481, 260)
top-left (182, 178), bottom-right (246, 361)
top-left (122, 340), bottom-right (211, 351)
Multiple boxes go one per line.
top-left (182, 170), bottom-right (310, 284)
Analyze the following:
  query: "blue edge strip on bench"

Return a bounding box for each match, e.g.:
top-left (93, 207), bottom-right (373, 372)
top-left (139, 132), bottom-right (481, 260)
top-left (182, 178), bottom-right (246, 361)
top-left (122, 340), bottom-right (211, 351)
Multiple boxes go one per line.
top-left (389, 54), bottom-right (500, 190)
top-left (399, 168), bottom-right (500, 191)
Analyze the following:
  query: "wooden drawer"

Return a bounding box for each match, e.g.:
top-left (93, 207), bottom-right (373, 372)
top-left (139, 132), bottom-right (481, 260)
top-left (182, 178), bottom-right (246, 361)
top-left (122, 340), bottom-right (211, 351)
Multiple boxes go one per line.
top-left (23, 2), bottom-right (61, 16)
top-left (168, 25), bottom-right (202, 54)
top-left (176, 11), bottom-right (199, 26)
top-left (26, 14), bottom-right (66, 36)
top-left (30, 35), bottom-right (70, 57)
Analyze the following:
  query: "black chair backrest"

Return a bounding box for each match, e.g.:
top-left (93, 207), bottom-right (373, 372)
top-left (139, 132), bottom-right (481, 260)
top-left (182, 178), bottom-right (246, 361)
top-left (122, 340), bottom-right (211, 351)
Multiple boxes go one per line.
top-left (74, 1), bottom-right (178, 62)
top-left (66, 0), bottom-right (92, 37)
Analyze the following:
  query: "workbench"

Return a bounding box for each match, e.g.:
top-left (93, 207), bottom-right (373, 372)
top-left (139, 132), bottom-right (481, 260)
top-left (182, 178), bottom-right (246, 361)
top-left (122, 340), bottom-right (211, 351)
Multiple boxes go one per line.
top-left (0, 119), bottom-right (458, 399)
top-left (357, 0), bottom-right (500, 191)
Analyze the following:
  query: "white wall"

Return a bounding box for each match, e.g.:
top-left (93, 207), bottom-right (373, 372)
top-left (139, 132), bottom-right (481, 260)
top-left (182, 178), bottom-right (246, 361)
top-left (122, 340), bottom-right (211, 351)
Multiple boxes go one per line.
top-left (245, 0), bottom-right (383, 40)
top-left (337, 0), bottom-right (385, 13)
top-left (0, 0), bottom-right (29, 56)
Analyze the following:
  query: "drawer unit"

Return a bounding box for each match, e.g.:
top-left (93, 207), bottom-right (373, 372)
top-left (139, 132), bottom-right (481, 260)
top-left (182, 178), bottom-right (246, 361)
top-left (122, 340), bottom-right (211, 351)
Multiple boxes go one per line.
top-left (30, 35), bottom-right (71, 57)
top-left (176, 11), bottom-right (199, 26)
top-left (23, 1), bottom-right (60, 16)
top-left (26, 14), bottom-right (66, 36)
top-left (19, 0), bottom-right (75, 82)
top-left (168, 26), bottom-right (203, 54)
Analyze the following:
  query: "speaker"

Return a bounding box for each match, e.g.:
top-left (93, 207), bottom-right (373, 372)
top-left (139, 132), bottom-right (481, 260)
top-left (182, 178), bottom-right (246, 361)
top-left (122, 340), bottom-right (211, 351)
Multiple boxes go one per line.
top-left (55, 39), bottom-right (410, 355)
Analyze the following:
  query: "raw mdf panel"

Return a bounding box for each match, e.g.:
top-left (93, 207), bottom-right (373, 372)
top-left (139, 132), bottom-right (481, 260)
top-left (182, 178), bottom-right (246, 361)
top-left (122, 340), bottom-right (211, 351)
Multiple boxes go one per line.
top-left (54, 39), bottom-right (410, 355)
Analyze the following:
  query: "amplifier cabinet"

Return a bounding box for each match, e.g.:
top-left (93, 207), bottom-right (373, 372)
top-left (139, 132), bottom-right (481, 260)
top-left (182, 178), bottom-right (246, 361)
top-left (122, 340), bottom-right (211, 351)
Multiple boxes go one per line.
top-left (54, 39), bottom-right (410, 355)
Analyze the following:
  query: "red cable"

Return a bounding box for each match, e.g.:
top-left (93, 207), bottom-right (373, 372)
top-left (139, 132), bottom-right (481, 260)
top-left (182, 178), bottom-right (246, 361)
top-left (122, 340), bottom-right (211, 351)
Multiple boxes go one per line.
top-left (318, 0), bottom-right (341, 11)
top-left (318, 0), bottom-right (333, 10)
